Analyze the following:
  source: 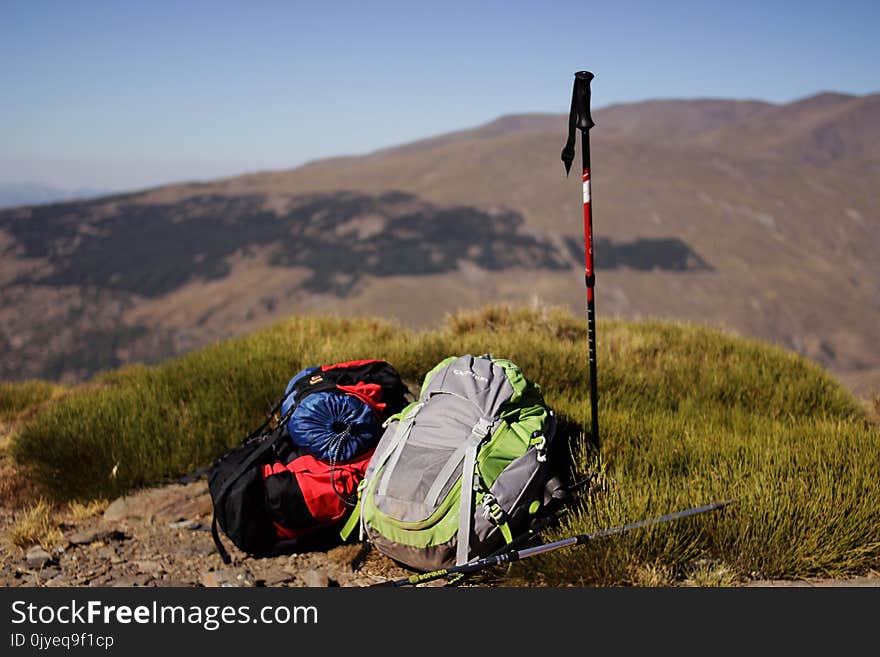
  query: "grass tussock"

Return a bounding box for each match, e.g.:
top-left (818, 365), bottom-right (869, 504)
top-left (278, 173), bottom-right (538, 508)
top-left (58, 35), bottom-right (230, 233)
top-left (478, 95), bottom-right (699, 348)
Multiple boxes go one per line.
top-left (9, 303), bottom-right (880, 584)
top-left (0, 381), bottom-right (62, 421)
top-left (7, 499), bottom-right (64, 550)
top-left (67, 499), bottom-right (108, 521)
top-left (682, 560), bottom-right (739, 587)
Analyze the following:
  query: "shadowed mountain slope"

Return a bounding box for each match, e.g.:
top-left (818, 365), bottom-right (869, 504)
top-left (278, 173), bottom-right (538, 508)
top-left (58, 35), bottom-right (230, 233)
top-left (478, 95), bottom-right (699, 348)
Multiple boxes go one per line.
top-left (1, 91), bottom-right (877, 396)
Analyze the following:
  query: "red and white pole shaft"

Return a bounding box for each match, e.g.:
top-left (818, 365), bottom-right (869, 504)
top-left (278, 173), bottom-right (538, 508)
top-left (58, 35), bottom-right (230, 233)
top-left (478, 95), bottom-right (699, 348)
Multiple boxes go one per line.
top-left (583, 167), bottom-right (595, 303)
top-left (582, 134), bottom-right (599, 449)
top-left (562, 70), bottom-right (599, 449)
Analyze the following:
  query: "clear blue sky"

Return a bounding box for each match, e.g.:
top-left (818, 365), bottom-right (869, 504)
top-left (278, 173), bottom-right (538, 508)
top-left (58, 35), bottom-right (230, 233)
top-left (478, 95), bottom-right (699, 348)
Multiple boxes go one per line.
top-left (1, 0), bottom-right (878, 190)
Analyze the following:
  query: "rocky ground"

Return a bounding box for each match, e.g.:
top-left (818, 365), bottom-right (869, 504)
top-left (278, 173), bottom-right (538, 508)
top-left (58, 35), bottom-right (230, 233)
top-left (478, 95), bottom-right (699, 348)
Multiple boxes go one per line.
top-left (0, 479), bottom-right (420, 588)
top-left (1, 404), bottom-right (877, 590)
top-left (1, 476), bottom-right (878, 588)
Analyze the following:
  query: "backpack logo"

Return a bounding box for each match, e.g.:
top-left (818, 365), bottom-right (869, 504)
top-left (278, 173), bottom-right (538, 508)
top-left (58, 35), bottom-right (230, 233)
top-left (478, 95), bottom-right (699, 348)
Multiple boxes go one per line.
top-left (309, 375), bottom-right (324, 385)
top-left (452, 368), bottom-right (488, 383)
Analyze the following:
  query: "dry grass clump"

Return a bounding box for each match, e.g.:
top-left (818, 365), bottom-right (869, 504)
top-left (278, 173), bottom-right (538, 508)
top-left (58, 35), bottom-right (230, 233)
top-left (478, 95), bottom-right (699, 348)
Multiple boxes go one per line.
top-left (7, 499), bottom-right (64, 550)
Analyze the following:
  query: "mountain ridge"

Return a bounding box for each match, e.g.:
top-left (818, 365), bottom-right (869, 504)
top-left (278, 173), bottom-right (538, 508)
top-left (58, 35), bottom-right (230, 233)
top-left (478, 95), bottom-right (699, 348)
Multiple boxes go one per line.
top-left (1, 90), bottom-right (878, 398)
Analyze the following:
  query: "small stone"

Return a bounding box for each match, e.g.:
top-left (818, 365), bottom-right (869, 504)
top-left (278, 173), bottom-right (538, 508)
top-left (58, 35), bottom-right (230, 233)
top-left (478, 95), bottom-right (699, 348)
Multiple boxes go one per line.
top-left (67, 528), bottom-right (102, 545)
top-left (112, 573), bottom-right (152, 587)
top-left (153, 579), bottom-right (195, 587)
top-left (201, 571), bottom-right (236, 588)
top-left (134, 560), bottom-right (164, 576)
top-left (25, 546), bottom-right (53, 569)
top-left (300, 568), bottom-right (330, 588)
top-left (260, 571), bottom-right (295, 587)
top-left (169, 519), bottom-right (198, 530)
top-left (201, 568), bottom-right (254, 587)
top-left (104, 483), bottom-right (212, 524)
top-left (103, 497), bottom-right (131, 522)
top-left (161, 490), bottom-right (213, 521)
top-left (184, 544), bottom-right (217, 557)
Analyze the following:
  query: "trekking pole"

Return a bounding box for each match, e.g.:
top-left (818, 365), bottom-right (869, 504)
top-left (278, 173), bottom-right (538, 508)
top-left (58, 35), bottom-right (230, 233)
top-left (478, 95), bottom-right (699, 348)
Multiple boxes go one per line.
top-left (561, 70), bottom-right (600, 450)
top-left (444, 475), bottom-right (596, 586)
top-left (373, 499), bottom-right (735, 587)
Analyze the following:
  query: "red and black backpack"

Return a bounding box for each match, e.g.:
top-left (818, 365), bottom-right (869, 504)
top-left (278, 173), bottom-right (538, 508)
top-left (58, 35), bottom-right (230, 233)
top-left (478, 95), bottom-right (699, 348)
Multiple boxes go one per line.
top-left (208, 359), bottom-right (411, 563)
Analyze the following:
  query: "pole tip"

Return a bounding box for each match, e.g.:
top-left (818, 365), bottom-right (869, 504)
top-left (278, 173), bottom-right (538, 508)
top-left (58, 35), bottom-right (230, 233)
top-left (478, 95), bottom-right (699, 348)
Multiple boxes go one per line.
top-left (575, 71), bottom-right (595, 82)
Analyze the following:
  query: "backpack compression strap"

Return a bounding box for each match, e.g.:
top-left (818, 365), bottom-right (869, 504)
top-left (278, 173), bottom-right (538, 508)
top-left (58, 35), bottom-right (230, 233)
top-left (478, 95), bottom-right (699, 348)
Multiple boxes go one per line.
top-left (456, 416), bottom-right (495, 566)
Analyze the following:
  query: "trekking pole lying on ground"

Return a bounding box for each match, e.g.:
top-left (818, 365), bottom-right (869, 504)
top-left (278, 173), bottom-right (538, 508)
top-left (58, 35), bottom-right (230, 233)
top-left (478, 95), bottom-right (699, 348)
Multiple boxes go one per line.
top-left (372, 499), bottom-right (735, 587)
top-left (443, 474), bottom-right (596, 586)
top-left (561, 70), bottom-right (600, 450)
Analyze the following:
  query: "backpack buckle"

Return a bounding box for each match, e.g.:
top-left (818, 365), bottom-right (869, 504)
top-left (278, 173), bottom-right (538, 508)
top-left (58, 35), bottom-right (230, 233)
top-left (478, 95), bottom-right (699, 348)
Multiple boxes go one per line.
top-left (471, 417), bottom-right (495, 440)
top-left (481, 494), bottom-right (506, 524)
top-left (531, 432), bottom-right (548, 462)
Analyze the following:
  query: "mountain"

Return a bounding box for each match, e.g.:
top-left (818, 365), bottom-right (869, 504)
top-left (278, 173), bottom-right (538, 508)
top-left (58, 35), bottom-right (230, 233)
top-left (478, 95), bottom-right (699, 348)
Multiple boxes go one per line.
top-left (0, 182), bottom-right (110, 210)
top-left (697, 92), bottom-right (880, 163)
top-left (1, 91), bottom-right (878, 396)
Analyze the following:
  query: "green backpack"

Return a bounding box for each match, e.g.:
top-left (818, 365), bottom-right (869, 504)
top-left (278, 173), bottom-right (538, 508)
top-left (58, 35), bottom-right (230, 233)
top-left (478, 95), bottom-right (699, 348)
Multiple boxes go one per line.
top-left (342, 354), bottom-right (563, 571)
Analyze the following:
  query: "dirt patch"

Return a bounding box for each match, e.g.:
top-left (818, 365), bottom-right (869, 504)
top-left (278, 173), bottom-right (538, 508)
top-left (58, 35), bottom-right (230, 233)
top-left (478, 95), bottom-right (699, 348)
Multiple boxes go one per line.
top-left (3, 477), bottom-right (878, 588)
top-left (0, 479), bottom-right (418, 588)
top-left (745, 575), bottom-right (880, 587)
top-left (1, 435), bottom-right (877, 588)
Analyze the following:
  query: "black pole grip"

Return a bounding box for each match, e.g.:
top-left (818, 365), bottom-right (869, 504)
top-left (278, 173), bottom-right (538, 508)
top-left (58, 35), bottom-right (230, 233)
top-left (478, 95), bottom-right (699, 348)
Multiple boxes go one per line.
top-left (573, 71), bottom-right (595, 131)
top-left (561, 70), bottom-right (596, 175)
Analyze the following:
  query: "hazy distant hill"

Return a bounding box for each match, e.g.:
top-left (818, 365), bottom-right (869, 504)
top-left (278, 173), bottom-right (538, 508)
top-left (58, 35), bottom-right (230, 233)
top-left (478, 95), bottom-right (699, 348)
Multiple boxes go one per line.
top-left (0, 182), bottom-right (109, 209)
top-left (1, 91), bottom-right (878, 396)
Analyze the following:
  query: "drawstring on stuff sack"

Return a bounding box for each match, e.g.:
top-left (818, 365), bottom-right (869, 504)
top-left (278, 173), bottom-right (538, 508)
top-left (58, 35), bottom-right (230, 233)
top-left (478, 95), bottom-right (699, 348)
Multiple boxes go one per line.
top-left (326, 423), bottom-right (360, 508)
